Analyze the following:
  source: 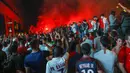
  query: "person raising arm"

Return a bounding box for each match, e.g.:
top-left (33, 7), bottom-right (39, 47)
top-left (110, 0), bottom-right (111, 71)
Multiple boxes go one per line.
top-left (118, 3), bottom-right (130, 13)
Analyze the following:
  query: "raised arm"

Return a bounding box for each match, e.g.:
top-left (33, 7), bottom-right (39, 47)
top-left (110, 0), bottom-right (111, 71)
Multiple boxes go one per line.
top-left (118, 3), bottom-right (130, 13)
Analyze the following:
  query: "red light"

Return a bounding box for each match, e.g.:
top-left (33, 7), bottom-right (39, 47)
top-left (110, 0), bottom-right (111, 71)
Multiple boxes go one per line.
top-left (45, 27), bottom-right (48, 31)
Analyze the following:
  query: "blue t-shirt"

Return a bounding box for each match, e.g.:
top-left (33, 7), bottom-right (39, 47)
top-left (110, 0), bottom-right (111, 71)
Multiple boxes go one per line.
top-left (24, 51), bottom-right (49, 73)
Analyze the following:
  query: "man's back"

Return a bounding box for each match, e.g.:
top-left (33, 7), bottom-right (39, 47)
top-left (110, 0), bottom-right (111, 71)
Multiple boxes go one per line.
top-left (94, 49), bottom-right (116, 73)
top-left (24, 51), bottom-right (49, 73)
top-left (121, 14), bottom-right (130, 27)
top-left (109, 14), bottom-right (116, 26)
top-left (46, 57), bottom-right (67, 73)
top-left (76, 57), bottom-right (102, 73)
top-left (46, 52), bottom-right (69, 73)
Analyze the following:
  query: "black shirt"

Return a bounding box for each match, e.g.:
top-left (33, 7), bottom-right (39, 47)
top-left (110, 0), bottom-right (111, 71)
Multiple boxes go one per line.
top-left (0, 51), bottom-right (7, 73)
top-left (68, 52), bottom-right (82, 73)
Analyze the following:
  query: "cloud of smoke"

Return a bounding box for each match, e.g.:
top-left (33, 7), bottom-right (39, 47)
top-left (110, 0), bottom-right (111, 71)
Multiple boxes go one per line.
top-left (35, 0), bottom-right (119, 33)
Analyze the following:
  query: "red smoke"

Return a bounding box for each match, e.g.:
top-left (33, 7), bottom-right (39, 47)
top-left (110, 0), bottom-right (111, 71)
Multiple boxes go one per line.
top-left (31, 0), bottom-right (120, 33)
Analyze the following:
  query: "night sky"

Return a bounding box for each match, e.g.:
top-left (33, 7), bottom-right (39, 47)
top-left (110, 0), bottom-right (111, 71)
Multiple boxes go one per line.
top-left (21, 0), bottom-right (44, 26)
top-left (2, 0), bottom-right (44, 31)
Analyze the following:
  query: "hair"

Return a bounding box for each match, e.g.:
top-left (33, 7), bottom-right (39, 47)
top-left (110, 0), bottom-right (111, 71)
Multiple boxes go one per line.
top-left (30, 38), bottom-right (39, 49)
top-left (53, 46), bottom-right (64, 57)
top-left (100, 36), bottom-right (110, 48)
top-left (115, 36), bottom-right (123, 42)
top-left (101, 14), bottom-right (104, 17)
top-left (83, 19), bottom-right (86, 22)
top-left (69, 41), bottom-right (76, 52)
top-left (110, 30), bottom-right (118, 38)
top-left (111, 11), bottom-right (116, 16)
top-left (81, 43), bottom-right (91, 55)
top-left (93, 16), bottom-right (97, 18)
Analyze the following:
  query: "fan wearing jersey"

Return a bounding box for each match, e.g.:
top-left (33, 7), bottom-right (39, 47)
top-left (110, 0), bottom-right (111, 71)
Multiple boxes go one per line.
top-left (76, 43), bottom-right (104, 73)
top-left (46, 46), bottom-right (69, 73)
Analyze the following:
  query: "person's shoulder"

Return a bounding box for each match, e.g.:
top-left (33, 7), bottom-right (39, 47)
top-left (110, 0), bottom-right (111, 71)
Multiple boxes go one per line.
top-left (119, 46), bottom-right (126, 52)
top-left (94, 37), bottom-right (100, 42)
top-left (24, 53), bottom-right (33, 60)
top-left (94, 50), bottom-right (103, 55)
top-left (107, 50), bottom-right (117, 57)
top-left (94, 50), bottom-right (104, 58)
top-left (47, 58), bottom-right (59, 65)
top-left (111, 48), bottom-right (117, 55)
top-left (76, 57), bottom-right (84, 64)
top-left (47, 59), bottom-right (53, 64)
top-left (94, 37), bottom-right (98, 40)
top-left (90, 57), bottom-right (101, 63)
top-left (77, 57), bottom-right (95, 63)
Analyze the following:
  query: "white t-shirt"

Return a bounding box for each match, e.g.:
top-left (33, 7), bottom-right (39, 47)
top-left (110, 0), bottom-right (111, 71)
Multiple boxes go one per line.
top-left (94, 49), bottom-right (116, 73)
top-left (46, 53), bottom-right (69, 73)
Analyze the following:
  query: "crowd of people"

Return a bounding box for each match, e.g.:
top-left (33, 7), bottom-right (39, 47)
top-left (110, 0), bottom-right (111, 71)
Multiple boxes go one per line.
top-left (0, 3), bottom-right (130, 73)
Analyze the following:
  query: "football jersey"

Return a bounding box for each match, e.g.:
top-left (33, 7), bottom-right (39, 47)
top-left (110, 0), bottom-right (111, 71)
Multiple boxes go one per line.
top-left (118, 46), bottom-right (130, 73)
top-left (46, 53), bottom-right (69, 73)
top-left (76, 57), bottom-right (102, 73)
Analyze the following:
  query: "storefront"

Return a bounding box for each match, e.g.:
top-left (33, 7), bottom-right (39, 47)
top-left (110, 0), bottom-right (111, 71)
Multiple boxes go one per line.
top-left (0, 1), bottom-right (22, 36)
